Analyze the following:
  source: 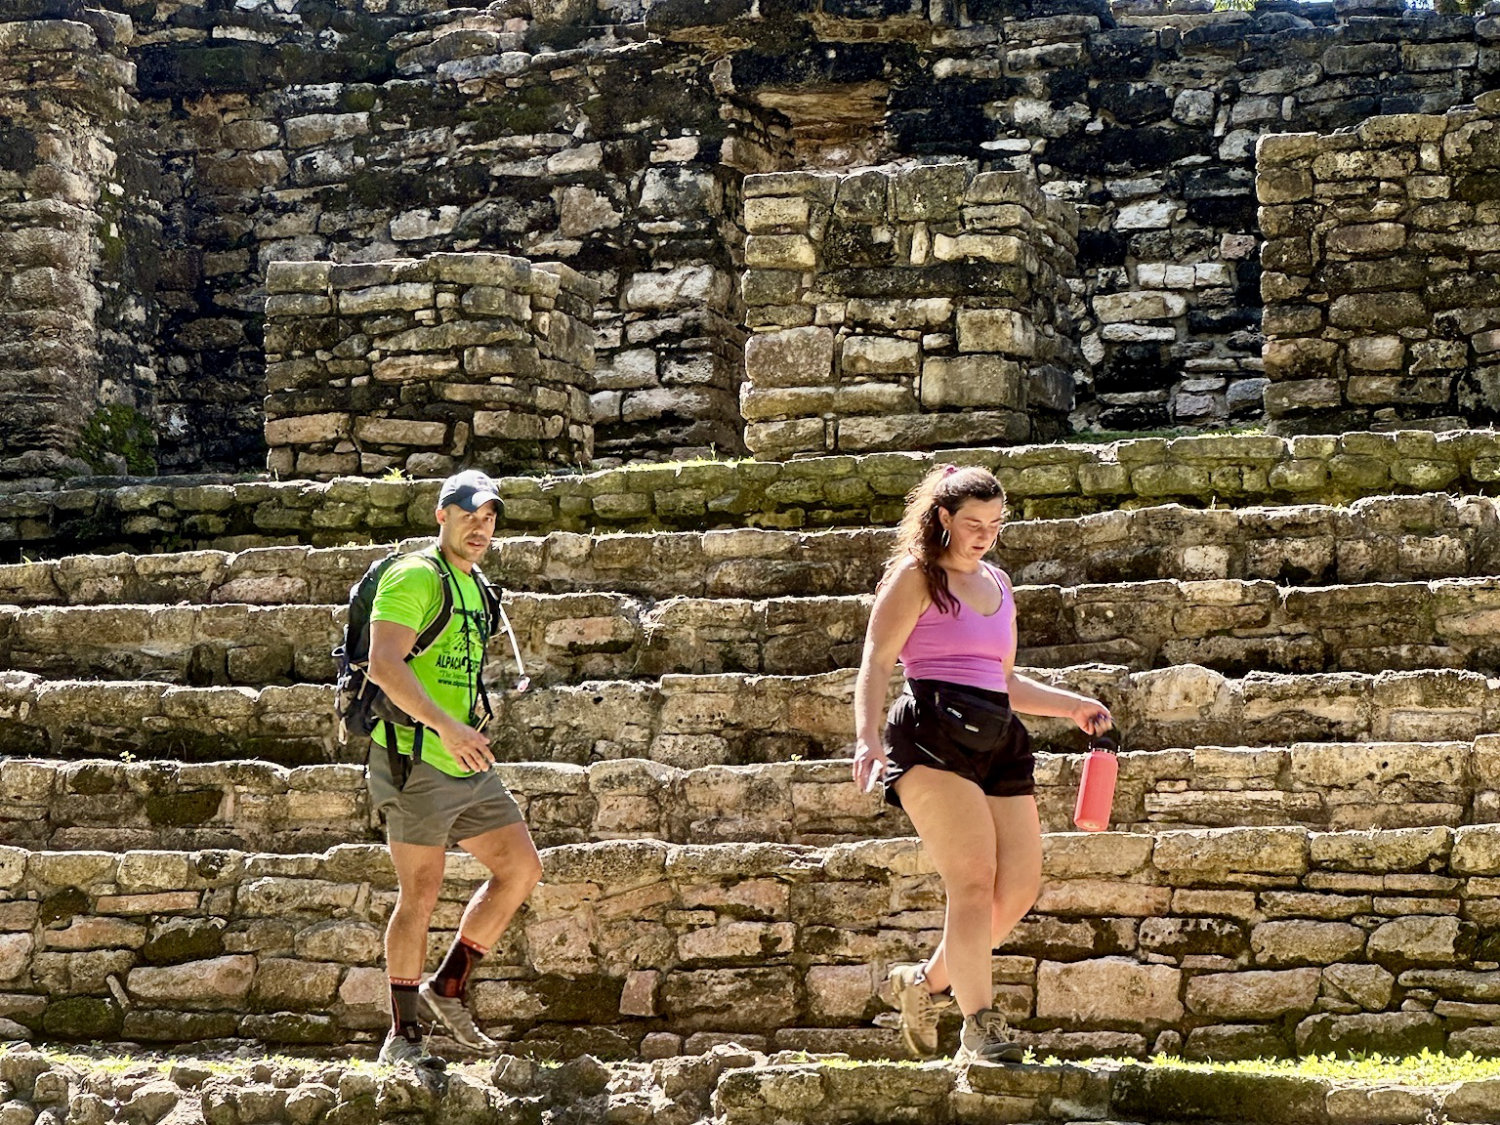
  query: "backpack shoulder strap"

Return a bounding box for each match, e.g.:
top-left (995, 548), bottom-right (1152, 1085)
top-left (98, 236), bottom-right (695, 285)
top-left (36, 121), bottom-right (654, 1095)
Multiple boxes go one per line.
top-left (470, 565), bottom-right (502, 640)
top-left (409, 551), bottom-right (454, 657)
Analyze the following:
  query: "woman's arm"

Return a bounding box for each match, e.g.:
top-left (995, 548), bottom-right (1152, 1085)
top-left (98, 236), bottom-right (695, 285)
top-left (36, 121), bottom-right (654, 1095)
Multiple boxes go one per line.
top-left (852, 560), bottom-right (927, 789)
top-left (1007, 672), bottom-right (1113, 735)
top-left (993, 564), bottom-right (1112, 735)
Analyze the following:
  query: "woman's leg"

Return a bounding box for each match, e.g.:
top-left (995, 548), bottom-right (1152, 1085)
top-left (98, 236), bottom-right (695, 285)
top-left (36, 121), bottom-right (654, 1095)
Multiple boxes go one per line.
top-left (892, 765), bottom-right (999, 1016)
top-left (921, 793), bottom-right (1042, 995)
top-left (985, 794), bottom-right (1043, 946)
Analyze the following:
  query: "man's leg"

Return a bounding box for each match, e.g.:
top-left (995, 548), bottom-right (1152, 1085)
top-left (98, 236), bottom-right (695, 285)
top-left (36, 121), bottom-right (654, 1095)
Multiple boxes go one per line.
top-left (419, 820), bottom-right (541, 1050)
top-left (382, 840), bottom-right (447, 1063)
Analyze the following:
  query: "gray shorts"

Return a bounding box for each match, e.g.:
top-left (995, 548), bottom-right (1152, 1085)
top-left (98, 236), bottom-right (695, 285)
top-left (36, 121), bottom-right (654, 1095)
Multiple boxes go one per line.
top-left (367, 745), bottom-right (525, 848)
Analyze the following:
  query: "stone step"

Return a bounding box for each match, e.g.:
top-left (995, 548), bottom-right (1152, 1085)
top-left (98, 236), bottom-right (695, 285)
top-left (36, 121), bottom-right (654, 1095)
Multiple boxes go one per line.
top-left (5, 1047), bottom-right (1488, 1125)
top-left (5, 663), bottom-right (1499, 767)
top-left (7, 429), bottom-right (1500, 559)
top-left (4, 825), bottom-right (1499, 1059)
top-left (3, 739), bottom-right (1493, 854)
top-left (4, 493), bottom-right (1497, 607)
top-left (9, 574), bottom-right (1500, 688)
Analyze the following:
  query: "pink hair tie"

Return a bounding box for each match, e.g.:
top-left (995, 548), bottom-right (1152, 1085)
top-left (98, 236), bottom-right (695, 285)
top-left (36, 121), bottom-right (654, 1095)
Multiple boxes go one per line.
top-left (942, 464), bottom-right (958, 476)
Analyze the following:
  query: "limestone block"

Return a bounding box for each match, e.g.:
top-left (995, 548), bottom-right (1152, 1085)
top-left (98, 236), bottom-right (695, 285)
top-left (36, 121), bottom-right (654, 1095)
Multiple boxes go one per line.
top-left (931, 233), bottom-right (1030, 265)
top-left (127, 955), bottom-right (256, 1007)
top-left (891, 163), bottom-right (968, 221)
top-left (390, 206), bottom-right (461, 241)
top-left (1328, 293), bottom-right (1428, 330)
top-left (745, 235), bottom-right (817, 270)
top-left (1323, 963), bottom-right (1394, 1010)
top-left (1325, 223), bottom-right (1407, 256)
top-left (1094, 292), bottom-right (1186, 323)
top-left (352, 418), bottom-right (448, 447)
top-left (284, 113), bottom-right (370, 150)
top-left (920, 355), bottom-right (1023, 409)
top-left (745, 327), bottom-right (835, 389)
top-left (461, 286), bottom-right (531, 321)
top-left (1251, 921), bottom-right (1366, 966)
top-left (264, 414), bottom-right (350, 447)
top-left (1346, 336), bottom-right (1404, 372)
top-left (1184, 968), bottom-right (1320, 1020)
top-left (1367, 916), bottom-right (1466, 966)
top-left (840, 336), bottom-right (918, 376)
top-left (956, 309), bottom-right (1036, 356)
top-left (0, 933), bottom-right (32, 981)
top-left (846, 298), bottom-right (954, 330)
top-left (744, 196), bottom-right (811, 233)
top-left (1035, 958), bottom-right (1183, 1023)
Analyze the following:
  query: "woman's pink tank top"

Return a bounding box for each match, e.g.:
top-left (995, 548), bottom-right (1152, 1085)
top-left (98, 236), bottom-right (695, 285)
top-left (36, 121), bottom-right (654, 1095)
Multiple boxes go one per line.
top-left (898, 562), bottom-right (1015, 694)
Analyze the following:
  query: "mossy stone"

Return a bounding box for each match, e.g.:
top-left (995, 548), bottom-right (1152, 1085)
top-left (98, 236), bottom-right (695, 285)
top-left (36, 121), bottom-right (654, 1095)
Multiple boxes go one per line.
top-left (141, 918), bottom-right (226, 966)
top-left (145, 789), bottom-right (223, 827)
top-left (42, 996), bottom-right (124, 1039)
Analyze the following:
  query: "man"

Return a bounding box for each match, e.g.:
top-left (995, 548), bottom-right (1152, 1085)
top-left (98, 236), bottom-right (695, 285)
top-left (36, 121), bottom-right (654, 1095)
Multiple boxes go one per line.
top-left (365, 468), bottom-right (542, 1066)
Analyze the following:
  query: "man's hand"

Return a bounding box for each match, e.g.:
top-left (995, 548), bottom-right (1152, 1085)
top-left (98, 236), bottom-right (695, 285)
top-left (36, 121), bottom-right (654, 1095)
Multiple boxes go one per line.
top-left (437, 717), bottom-right (496, 773)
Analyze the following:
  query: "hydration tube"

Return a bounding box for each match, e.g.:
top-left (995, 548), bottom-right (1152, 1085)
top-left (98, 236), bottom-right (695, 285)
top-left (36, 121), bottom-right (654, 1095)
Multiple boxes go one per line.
top-left (495, 597), bottom-right (530, 693)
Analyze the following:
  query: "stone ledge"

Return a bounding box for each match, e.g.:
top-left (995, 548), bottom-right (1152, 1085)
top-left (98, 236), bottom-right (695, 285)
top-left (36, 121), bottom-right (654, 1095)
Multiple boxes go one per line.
top-left (4, 663), bottom-right (1500, 767)
top-left (8, 430), bottom-right (1500, 559)
top-left (2, 826), bottom-right (1499, 1054)
top-left (3, 1047), bottom-right (1495, 1125)
top-left (6, 574), bottom-right (1500, 687)
top-left (0, 739), bottom-right (1492, 854)
top-left (6, 493), bottom-right (1500, 606)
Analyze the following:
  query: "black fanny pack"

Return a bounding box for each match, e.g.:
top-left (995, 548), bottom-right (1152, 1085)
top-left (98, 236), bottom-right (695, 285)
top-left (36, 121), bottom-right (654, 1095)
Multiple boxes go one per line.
top-left (910, 679), bottom-right (1013, 754)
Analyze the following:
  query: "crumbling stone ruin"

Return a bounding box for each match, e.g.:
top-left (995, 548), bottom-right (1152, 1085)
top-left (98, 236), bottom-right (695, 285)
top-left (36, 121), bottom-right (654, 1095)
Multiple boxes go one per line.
top-left (8, 0), bottom-right (1500, 1122)
top-left (4, 0), bottom-right (1500, 477)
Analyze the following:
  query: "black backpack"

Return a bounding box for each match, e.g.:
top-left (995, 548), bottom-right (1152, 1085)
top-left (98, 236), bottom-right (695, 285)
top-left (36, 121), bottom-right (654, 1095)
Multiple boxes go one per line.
top-left (333, 549), bottom-right (504, 763)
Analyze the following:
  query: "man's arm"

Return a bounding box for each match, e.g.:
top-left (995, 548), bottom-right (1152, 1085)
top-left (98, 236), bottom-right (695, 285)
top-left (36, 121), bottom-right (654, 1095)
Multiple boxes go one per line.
top-left (367, 619), bottom-right (495, 772)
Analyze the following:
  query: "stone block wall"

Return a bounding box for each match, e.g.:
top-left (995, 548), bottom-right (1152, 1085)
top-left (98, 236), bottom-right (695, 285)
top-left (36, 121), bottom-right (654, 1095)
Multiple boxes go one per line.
top-left (4, 739), bottom-right (1496, 854)
top-left (739, 165), bottom-right (1079, 459)
top-left (1, 0), bottom-right (1487, 478)
top-left (262, 254), bottom-right (597, 480)
top-left (1259, 92), bottom-right (1500, 434)
top-left (7, 429), bottom-right (1500, 559)
top-left (0, 10), bottom-right (158, 480)
top-left (5, 827), bottom-right (1500, 1058)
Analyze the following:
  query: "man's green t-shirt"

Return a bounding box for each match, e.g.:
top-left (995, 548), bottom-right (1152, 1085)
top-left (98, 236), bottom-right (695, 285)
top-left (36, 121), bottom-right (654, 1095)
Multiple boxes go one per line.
top-left (369, 549), bottom-right (488, 777)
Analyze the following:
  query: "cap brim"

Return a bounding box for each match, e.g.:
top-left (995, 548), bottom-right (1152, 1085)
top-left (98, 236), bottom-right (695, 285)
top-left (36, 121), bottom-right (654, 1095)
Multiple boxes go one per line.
top-left (461, 490), bottom-right (502, 511)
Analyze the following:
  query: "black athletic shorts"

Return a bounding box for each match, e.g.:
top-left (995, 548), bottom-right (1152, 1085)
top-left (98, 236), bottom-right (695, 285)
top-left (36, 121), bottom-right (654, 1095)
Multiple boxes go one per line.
top-left (882, 678), bottom-right (1036, 808)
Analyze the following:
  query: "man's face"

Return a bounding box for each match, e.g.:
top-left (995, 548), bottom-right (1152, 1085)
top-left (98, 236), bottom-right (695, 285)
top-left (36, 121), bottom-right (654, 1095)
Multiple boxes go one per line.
top-left (436, 501), bottom-right (498, 564)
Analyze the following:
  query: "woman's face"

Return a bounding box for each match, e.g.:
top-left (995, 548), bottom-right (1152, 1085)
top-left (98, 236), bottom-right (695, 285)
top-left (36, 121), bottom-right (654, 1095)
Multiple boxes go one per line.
top-left (939, 495), bottom-right (1005, 560)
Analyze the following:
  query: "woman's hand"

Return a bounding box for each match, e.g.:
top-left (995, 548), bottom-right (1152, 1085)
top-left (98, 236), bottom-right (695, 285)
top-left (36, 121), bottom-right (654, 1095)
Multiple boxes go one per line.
top-left (1070, 698), bottom-right (1113, 736)
top-left (852, 738), bottom-right (891, 794)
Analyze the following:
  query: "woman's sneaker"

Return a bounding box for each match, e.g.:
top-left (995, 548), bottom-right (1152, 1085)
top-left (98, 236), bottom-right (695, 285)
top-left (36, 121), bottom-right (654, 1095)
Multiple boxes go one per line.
top-left (956, 1008), bottom-right (1026, 1065)
top-left (419, 982), bottom-right (498, 1052)
top-left (886, 963), bottom-right (954, 1059)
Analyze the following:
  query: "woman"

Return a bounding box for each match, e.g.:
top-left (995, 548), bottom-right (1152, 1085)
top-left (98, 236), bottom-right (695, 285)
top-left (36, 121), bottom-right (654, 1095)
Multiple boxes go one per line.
top-left (852, 464), bottom-right (1112, 1064)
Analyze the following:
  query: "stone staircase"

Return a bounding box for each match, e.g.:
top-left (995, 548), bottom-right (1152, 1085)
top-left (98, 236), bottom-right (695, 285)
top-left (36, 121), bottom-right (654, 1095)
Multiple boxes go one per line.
top-left (5, 434), bottom-right (1500, 1121)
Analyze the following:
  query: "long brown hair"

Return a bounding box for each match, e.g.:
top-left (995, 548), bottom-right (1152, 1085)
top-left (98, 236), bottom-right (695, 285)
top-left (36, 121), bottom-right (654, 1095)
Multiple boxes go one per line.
top-left (887, 464), bottom-right (1006, 614)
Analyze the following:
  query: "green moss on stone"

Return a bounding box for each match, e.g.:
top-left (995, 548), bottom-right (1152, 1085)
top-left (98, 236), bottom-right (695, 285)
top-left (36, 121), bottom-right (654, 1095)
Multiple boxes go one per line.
top-left (145, 789), bottom-right (223, 827)
top-left (75, 404), bottom-right (156, 475)
top-left (38, 887), bottom-right (90, 927)
top-left (140, 919), bottom-right (226, 966)
top-left (43, 997), bottom-right (124, 1040)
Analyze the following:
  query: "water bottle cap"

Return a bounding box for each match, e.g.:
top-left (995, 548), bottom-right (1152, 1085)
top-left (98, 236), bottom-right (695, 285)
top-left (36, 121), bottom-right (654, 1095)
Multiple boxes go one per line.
top-left (1088, 731), bottom-right (1121, 754)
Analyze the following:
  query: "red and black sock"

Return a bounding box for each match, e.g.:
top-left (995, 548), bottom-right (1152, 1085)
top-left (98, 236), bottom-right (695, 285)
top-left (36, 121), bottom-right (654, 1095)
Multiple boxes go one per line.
top-left (390, 977), bottom-right (422, 1041)
top-left (431, 935), bottom-right (487, 1000)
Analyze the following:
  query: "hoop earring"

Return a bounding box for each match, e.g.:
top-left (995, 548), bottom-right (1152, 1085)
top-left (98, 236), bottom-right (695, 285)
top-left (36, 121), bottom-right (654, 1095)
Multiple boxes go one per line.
top-left (940, 529), bottom-right (950, 548)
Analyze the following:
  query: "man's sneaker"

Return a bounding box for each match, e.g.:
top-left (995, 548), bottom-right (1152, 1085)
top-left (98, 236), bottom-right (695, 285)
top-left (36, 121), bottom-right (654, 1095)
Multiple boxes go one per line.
top-left (419, 982), bottom-right (498, 1052)
top-left (886, 963), bottom-right (954, 1059)
top-left (956, 1008), bottom-right (1026, 1065)
top-left (378, 1028), bottom-right (446, 1070)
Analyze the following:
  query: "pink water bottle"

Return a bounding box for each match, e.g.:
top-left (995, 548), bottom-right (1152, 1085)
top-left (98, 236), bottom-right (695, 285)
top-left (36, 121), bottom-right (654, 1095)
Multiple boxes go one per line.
top-left (1073, 732), bottom-right (1120, 833)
